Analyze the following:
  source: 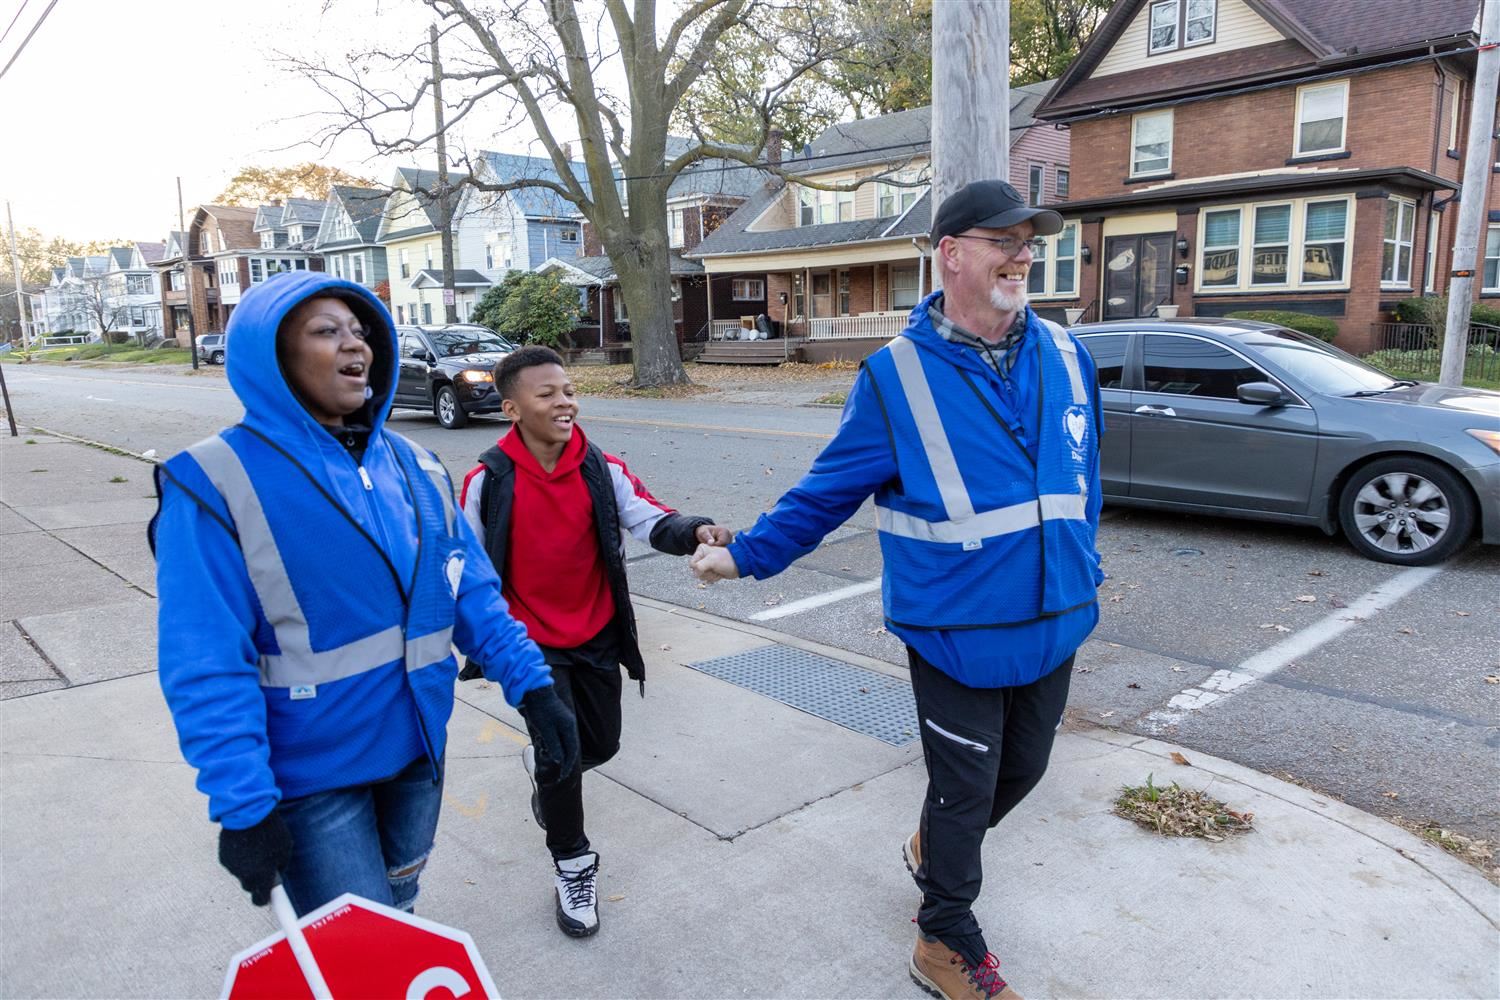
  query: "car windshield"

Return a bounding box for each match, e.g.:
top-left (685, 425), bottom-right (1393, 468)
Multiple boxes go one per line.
top-left (1239, 327), bottom-right (1404, 396)
top-left (427, 326), bottom-right (512, 357)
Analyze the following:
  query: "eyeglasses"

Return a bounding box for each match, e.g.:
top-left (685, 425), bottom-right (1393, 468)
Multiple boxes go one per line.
top-left (949, 234), bottom-right (1045, 256)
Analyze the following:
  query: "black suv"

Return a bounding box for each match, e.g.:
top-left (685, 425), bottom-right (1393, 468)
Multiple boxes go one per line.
top-left (392, 324), bottom-right (516, 428)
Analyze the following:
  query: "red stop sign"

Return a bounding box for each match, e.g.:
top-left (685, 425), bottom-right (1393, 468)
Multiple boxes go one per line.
top-left (221, 894), bottom-right (499, 1000)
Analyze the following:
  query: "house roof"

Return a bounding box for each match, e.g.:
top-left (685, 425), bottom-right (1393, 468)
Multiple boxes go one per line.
top-left (330, 185), bottom-right (387, 245)
top-left (473, 151), bottom-right (590, 219)
top-left (1037, 0), bottom-right (1479, 117)
top-left (410, 268), bottom-right (492, 288)
top-left (1049, 165), bottom-right (1455, 214)
top-left (661, 136), bottom-right (767, 201)
top-left (282, 198), bottom-right (325, 225)
top-left (202, 205), bottom-right (260, 252)
top-left (108, 247), bottom-right (134, 270)
top-left (382, 168), bottom-right (471, 236)
top-left (541, 251), bottom-right (703, 285)
top-left (135, 241), bottom-right (166, 264)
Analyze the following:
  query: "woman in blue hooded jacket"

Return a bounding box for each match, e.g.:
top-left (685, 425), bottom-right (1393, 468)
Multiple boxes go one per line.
top-left (150, 272), bottom-right (579, 916)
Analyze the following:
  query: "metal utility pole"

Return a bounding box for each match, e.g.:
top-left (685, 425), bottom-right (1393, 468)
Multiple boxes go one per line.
top-left (1441, 0), bottom-right (1500, 387)
top-left (178, 177), bottom-right (200, 370)
top-left (6, 201), bottom-right (31, 355)
top-left (431, 25), bottom-right (458, 324)
top-left (930, 1), bottom-right (1011, 290)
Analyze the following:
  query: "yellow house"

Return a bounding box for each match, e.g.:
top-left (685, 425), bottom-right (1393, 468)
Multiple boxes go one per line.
top-left (377, 168), bottom-right (489, 326)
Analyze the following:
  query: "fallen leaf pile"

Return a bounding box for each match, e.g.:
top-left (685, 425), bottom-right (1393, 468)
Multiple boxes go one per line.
top-left (1113, 774), bottom-right (1255, 842)
top-left (1418, 823), bottom-right (1496, 871)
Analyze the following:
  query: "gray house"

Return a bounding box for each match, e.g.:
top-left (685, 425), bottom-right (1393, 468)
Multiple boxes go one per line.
top-left (314, 185), bottom-right (390, 292)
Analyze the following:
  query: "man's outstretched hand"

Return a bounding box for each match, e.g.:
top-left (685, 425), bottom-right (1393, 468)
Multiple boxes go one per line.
top-left (695, 523), bottom-right (734, 547)
top-left (690, 543), bottom-right (740, 583)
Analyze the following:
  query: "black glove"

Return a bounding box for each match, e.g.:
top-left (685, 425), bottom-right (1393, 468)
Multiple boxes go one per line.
top-left (219, 811), bottom-right (293, 906)
top-left (519, 684), bottom-right (580, 784)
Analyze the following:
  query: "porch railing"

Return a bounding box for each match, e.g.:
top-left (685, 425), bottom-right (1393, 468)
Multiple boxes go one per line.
top-left (1365, 322), bottom-right (1500, 382)
top-left (710, 319), bottom-right (742, 340)
top-left (806, 312), bottom-right (907, 341)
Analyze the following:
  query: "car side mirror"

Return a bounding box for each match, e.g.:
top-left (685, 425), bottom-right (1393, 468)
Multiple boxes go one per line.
top-left (1237, 381), bottom-right (1287, 406)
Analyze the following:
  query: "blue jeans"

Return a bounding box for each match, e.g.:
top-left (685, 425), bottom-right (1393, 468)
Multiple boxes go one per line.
top-left (276, 755), bottom-right (444, 917)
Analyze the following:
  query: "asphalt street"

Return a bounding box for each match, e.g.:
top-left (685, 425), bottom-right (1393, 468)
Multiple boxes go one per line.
top-left (3, 362), bottom-right (1497, 848)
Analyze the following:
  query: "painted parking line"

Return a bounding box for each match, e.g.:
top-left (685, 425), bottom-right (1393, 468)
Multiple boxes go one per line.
top-left (1141, 564), bottom-right (1444, 731)
top-left (750, 578), bottom-right (883, 621)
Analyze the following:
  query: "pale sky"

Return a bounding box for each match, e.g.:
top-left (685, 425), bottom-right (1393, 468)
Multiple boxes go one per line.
top-left (0, 0), bottom-right (586, 244)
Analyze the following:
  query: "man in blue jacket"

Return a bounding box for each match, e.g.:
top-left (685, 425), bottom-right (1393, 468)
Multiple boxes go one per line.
top-left (151, 271), bottom-right (578, 917)
top-left (692, 180), bottom-right (1103, 1000)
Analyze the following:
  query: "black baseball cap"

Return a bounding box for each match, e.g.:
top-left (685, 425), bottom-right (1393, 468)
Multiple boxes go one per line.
top-left (930, 179), bottom-right (1064, 245)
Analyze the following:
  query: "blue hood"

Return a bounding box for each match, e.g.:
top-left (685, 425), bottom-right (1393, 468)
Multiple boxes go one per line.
top-left (224, 271), bottom-right (397, 439)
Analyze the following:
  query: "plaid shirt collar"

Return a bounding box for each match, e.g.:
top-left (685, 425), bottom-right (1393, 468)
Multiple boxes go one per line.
top-left (927, 294), bottom-right (1029, 374)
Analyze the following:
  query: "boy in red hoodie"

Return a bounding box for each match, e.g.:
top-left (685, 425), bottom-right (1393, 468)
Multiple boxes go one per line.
top-left (458, 345), bottom-right (728, 938)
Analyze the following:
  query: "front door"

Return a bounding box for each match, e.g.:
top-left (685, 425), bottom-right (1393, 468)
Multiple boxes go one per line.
top-left (1102, 234), bottom-right (1174, 319)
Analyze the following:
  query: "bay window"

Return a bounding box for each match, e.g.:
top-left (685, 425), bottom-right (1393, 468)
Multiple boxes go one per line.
top-left (1382, 197), bottom-right (1416, 288)
top-left (1195, 196), bottom-right (1352, 292)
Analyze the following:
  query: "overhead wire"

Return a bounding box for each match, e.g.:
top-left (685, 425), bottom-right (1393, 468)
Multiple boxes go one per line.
top-left (0, 0), bottom-right (60, 83)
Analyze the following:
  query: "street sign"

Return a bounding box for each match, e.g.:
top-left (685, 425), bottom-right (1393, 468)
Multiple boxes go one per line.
top-left (222, 893), bottom-right (500, 1000)
top-left (442, 289), bottom-right (456, 306)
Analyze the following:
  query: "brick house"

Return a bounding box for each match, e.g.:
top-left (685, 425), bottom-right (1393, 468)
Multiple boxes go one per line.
top-left (687, 82), bottom-right (1068, 362)
top-left (1033, 0), bottom-right (1490, 353)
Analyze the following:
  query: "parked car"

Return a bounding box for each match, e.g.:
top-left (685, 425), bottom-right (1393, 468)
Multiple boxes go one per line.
top-left (196, 333), bottom-right (227, 365)
top-left (1070, 318), bottom-right (1500, 565)
top-left (392, 324), bottom-right (516, 428)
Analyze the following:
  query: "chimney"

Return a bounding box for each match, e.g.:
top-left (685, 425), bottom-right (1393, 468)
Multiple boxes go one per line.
top-left (767, 127), bottom-right (783, 165)
top-left (561, 141), bottom-right (573, 160)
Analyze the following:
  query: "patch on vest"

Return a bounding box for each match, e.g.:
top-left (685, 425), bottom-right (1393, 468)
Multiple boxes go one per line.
top-left (1064, 404), bottom-right (1090, 462)
top-left (445, 551), bottom-right (465, 598)
top-left (290, 684), bottom-right (316, 700)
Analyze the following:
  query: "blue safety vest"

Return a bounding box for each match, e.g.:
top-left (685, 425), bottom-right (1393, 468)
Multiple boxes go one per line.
top-left (863, 311), bottom-right (1100, 630)
top-left (166, 425), bottom-right (465, 795)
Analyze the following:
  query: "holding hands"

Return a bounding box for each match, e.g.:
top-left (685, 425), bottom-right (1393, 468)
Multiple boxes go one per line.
top-left (694, 523), bottom-right (733, 547)
top-left (690, 543), bottom-right (740, 583)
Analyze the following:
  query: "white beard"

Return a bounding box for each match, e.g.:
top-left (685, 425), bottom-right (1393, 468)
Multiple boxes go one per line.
top-left (990, 284), bottom-right (1028, 314)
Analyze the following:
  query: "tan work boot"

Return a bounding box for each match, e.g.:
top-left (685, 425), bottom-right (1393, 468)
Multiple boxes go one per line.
top-left (910, 933), bottom-right (1023, 1000)
top-left (903, 830), bottom-right (922, 881)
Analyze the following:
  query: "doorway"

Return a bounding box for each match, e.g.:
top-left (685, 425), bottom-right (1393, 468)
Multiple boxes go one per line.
top-left (1102, 233), bottom-right (1175, 319)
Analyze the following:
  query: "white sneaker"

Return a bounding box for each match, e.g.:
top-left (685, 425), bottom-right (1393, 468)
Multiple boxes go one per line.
top-left (553, 851), bottom-right (600, 937)
top-left (521, 744), bottom-right (545, 829)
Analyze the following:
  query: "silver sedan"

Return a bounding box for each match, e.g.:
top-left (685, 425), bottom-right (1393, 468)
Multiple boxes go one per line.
top-left (1071, 318), bottom-right (1500, 565)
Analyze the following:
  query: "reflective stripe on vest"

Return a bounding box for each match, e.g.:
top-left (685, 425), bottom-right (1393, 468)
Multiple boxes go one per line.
top-left (402, 436), bottom-right (456, 534)
top-left (186, 435), bottom-right (454, 688)
top-left (878, 326), bottom-right (1088, 544)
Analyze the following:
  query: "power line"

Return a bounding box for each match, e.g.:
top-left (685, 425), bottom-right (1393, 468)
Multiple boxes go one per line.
top-left (0, 0), bottom-right (32, 50)
top-left (0, 0), bottom-right (60, 83)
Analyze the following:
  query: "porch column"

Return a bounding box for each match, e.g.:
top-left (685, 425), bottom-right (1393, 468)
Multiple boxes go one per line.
top-left (917, 254), bottom-right (927, 300)
top-left (705, 274), bottom-right (715, 338)
top-left (598, 281), bottom-right (605, 347)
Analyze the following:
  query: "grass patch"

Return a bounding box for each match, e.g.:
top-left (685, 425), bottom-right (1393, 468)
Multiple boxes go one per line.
top-left (812, 391), bottom-right (849, 406)
top-left (1418, 822), bottom-right (1495, 873)
top-left (0, 344), bottom-right (191, 365)
top-left (108, 475), bottom-right (128, 483)
top-left (1114, 774), bottom-right (1255, 841)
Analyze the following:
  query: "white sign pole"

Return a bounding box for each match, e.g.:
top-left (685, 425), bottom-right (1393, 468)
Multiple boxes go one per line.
top-left (270, 885), bottom-right (334, 1000)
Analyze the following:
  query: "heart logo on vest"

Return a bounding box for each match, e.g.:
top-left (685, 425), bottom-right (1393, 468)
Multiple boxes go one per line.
top-left (445, 551), bottom-right (465, 598)
top-left (1064, 406), bottom-right (1088, 449)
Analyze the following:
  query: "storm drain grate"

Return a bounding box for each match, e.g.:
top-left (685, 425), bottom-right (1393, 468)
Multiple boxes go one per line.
top-left (686, 644), bottom-right (918, 746)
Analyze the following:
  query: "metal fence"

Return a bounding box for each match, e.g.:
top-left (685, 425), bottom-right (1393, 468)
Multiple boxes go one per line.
top-left (1365, 322), bottom-right (1500, 382)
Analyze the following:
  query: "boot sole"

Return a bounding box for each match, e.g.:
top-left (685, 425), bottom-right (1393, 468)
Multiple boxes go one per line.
top-left (902, 837), bottom-right (920, 881)
top-left (909, 958), bottom-right (952, 1000)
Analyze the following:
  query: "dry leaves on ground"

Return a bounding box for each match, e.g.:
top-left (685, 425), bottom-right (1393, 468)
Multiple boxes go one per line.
top-left (1418, 823), bottom-right (1496, 873)
top-left (1114, 774), bottom-right (1254, 841)
top-left (1169, 751), bottom-right (1192, 766)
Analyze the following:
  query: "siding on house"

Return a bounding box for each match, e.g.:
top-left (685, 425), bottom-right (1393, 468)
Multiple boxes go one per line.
top-left (1010, 126), bottom-right (1072, 205)
top-left (1091, 0), bottom-right (1284, 78)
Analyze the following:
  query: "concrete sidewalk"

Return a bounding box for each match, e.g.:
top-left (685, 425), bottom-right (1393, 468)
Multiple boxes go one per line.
top-left (2, 431), bottom-right (1497, 999)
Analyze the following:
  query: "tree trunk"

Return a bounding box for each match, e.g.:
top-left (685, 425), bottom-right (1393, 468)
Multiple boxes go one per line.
top-left (600, 186), bottom-right (689, 387)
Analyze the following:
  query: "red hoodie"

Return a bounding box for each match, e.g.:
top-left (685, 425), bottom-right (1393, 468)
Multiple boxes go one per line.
top-left (495, 425), bottom-right (615, 649)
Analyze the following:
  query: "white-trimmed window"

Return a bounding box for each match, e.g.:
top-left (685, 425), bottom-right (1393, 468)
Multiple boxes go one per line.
top-left (1026, 222), bottom-right (1079, 299)
top-left (1201, 209), bottom-right (1241, 287)
top-left (1301, 200), bottom-right (1348, 285)
top-left (1028, 164), bottom-right (1043, 206)
top-left (837, 269), bottom-right (851, 314)
top-left (1483, 226), bottom-right (1500, 293)
top-left (1382, 197), bottom-right (1416, 288)
top-left (797, 187), bottom-right (854, 225)
top-left (669, 208), bottom-right (686, 248)
top-left (1131, 110), bottom-right (1173, 176)
top-left (1196, 196), bottom-right (1352, 292)
top-left (1295, 80), bottom-right (1348, 157)
top-left (877, 179), bottom-right (923, 217)
top-left (1251, 204), bottom-right (1291, 286)
top-left (399, 248), bottom-right (410, 279)
top-left (890, 265), bottom-right (920, 309)
top-left (331, 256), bottom-right (344, 279)
top-left (424, 244), bottom-right (433, 269)
top-left (352, 254), bottom-right (365, 284)
top-left (1056, 168), bottom-right (1070, 201)
top-left (559, 228), bottom-right (579, 244)
top-left (1426, 211), bottom-right (1441, 293)
top-left (1448, 78), bottom-right (1463, 152)
top-left (731, 278), bottom-right (765, 300)
top-left (1148, 0), bottom-right (1214, 55)
top-left (260, 231), bottom-right (275, 249)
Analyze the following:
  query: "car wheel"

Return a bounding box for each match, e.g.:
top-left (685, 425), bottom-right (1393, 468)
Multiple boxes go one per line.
top-left (211, 350), bottom-right (225, 365)
top-left (1337, 456), bottom-right (1474, 566)
top-left (435, 384), bottom-right (468, 428)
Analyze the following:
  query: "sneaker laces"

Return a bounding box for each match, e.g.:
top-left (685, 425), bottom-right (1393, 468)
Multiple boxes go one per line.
top-left (951, 952), bottom-right (1008, 999)
top-left (558, 859), bottom-right (598, 909)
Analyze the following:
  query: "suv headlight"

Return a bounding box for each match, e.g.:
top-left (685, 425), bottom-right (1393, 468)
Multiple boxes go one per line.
top-left (459, 370), bottom-right (493, 384)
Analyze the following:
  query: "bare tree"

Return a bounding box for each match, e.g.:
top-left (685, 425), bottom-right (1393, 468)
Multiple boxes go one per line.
top-left (288, 0), bottom-right (909, 386)
top-left (64, 277), bottom-right (128, 346)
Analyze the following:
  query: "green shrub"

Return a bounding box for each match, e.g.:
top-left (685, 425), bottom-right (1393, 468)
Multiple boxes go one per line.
top-left (474, 271), bottom-right (580, 349)
top-left (1224, 310), bottom-right (1339, 342)
top-left (1391, 295), bottom-right (1500, 332)
top-left (104, 331), bottom-right (131, 345)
